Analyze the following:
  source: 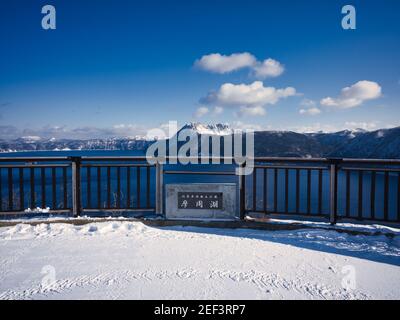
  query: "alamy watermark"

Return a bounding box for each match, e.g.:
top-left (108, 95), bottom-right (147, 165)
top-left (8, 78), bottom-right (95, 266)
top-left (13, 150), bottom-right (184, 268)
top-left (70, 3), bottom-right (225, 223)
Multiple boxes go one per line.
top-left (41, 5), bottom-right (56, 30)
top-left (341, 265), bottom-right (357, 290)
top-left (145, 121), bottom-right (255, 175)
top-left (41, 265), bottom-right (57, 290)
top-left (342, 5), bottom-right (356, 30)
top-left (40, 5), bottom-right (356, 31)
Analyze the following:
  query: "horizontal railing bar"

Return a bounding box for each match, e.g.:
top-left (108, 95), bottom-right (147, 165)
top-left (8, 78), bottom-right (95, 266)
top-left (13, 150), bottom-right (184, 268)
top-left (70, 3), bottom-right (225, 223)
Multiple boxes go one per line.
top-left (0, 209), bottom-right (71, 215)
top-left (254, 165), bottom-right (328, 170)
top-left (0, 164), bottom-right (71, 168)
top-left (0, 157), bottom-right (70, 162)
top-left (84, 157), bottom-right (400, 165)
top-left (251, 210), bottom-right (329, 218)
top-left (340, 167), bottom-right (400, 172)
top-left (251, 211), bottom-right (399, 225)
top-left (254, 157), bottom-right (328, 163)
top-left (81, 163), bottom-right (154, 168)
top-left (79, 156), bottom-right (233, 161)
top-left (256, 157), bottom-right (400, 165)
top-left (82, 208), bottom-right (155, 212)
top-left (1, 155), bottom-right (400, 165)
top-left (256, 158), bottom-right (400, 165)
top-left (164, 170), bottom-right (236, 175)
top-left (80, 156), bottom-right (149, 161)
top-left (341, 158), bottom-right (400, 165)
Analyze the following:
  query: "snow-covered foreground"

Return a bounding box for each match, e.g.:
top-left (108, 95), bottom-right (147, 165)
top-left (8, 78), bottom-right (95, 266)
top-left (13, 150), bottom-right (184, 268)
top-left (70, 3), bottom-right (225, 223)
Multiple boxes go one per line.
top-left (0, 221), bottom-right (399, 300)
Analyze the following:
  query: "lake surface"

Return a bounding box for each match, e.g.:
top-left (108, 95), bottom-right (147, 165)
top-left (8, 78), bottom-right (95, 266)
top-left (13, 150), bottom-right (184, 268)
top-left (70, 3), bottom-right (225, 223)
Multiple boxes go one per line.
top-left (0, 150), bottom-right (399, 222)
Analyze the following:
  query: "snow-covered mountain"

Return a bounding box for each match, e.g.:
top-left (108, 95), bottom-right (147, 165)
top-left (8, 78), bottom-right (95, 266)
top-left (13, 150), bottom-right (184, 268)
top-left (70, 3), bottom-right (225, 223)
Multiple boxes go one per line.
top-left (0, 137), bottom-right (154, 153)
top-left (178, 122), bottom-right (232, 136)
top-left (253, 127), bottom-right (400, 158)
top-left (1, 124), bottom-right (400, 159)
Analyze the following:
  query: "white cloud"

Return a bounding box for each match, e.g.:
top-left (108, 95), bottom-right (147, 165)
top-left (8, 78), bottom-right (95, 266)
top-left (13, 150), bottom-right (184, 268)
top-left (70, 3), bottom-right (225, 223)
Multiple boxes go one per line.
top-left (238, 105), bottom-right (267, 117)
top-left (320, 80), bottom-right (382, 109)
top-left (194, 106), bottom-right (209, 118)
top-left (194, 52), bottom-right (284, 79)
top-left (194, 52), bottom-right (256, 74)
top-left (212, 106), bottom-right (224, 115)
top-left (201, 81), bottom-right (296, 116)
top-left (287, 121), bottom-right (380, 133)
top-left (300, 98), bottom-right (316, 107)
top-left (14, 124), bottom-right (151, 140)
top-left (231, 121), bottom-right (267, 131)
top-left (299, 107), bottom-right (321, 116)
top-left (253, 58), bottom-right (284, 79)
top-left (0, 125), bottom-right (20, 140)
top-left (287, 123), bottom-right (343, 133)
top-left (146, 122), bottom-right (180, 140)
top-left (344, 121), bottom-right (377, 131)
top-left (110, 124), bottom-right (149, 137)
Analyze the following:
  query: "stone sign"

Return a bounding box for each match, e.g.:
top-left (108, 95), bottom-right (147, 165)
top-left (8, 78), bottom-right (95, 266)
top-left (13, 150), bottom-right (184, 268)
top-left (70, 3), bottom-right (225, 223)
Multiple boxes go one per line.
top-left (166, 183), bottom-right (237, 220)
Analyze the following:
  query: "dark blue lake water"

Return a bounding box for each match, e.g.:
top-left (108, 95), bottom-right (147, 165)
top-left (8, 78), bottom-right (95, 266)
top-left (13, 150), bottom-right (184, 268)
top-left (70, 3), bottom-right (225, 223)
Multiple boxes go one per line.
top-left (0, 150), bottom-right (399, 221)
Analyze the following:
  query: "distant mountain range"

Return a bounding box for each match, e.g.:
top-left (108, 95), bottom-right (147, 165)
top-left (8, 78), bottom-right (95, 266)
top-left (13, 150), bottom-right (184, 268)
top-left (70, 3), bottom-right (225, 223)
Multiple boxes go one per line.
top-left (253, 128), bottom-right (400, 158)
top-left (1, 123), bottom-right (400, 159)
top-left (0, 137), bottom-right (153, 153)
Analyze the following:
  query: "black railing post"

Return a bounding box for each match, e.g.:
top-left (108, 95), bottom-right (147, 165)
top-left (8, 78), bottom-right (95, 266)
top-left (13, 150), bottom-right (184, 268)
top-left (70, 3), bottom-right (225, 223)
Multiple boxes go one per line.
top-left (239, 162), bottom-right (246, 220)
top-left (71, 157), bottom-right (82, 217)
top-left (155, 161), bottom-right (164, 215)
top-left (328, 158), bottom-right (342, 225)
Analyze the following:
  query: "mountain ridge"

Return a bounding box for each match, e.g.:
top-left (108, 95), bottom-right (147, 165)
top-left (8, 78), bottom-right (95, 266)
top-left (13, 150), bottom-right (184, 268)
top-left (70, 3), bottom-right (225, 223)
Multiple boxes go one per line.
top-left (1, 124), bottom-right (400, 159)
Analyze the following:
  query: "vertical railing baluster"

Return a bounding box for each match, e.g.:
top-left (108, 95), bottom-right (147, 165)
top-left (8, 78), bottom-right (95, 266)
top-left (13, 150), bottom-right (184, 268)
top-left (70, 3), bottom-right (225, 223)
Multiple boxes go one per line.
top-left (318, 169), bottom-right (322, 215)
top-left (358, 170), bottom-right (363, 219)
top-left (30, 168), bottom-right (35, 209)
top-left (284, 168), bottom-right (289, 213)
top-left (274, 168), bottom-right (278, 213)
top-left (52, 167), bottom-right (56, 210)
top-left (335, 166), bottom-right (338, 216)
top-left (295, 169), bottom-right (300, 214)
top-left (397, 172), bottom-right (400, 222)
top-left (41, 167), bottom-right (46, 209)
top-left (137, 166), bottom-right (141, 208)
top-left (63, 167), bottom-right (67, 209)
top-left (8, 168), bottom-right (13, 211)
top-left (87, 166), bottom-right (91, 209)
top-left (307, 169), bottom-right (311, 214)
top-left (0, 168), bottom-right (2, 211)
top-left (156, 162), bottom-right (164, 215)
top-left (263, 168), bottom-right (267, 213)
top-left (370, 171), bottom-right (376, 220)
top-left (71, 157), bottom-right (82, 217)
top-left (107, 166), bottom-right (111, 209)
top-left (146, 166), bottom-right (150, 209)
top-left (19, 168), bottom-right (24, 211)
top-left (127, 167), bottom-right (131, 208)
top-left (346, 170), bottom-right (350, 217)
top-left (97, 167), bottom-right (101, 209)
top-left (329, 159), bottom-right (340, 225)
top-left (252, 168), bottom-right (256, 211)
top-left (116, 166), bottom-right (121, 208)
top-left (384, 171), bottom-right (389, 221)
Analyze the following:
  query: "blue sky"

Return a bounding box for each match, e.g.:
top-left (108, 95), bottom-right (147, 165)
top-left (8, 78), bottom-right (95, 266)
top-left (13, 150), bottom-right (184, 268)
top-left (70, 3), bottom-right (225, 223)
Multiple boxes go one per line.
top-left (0, 0), bottom-right (399, 139)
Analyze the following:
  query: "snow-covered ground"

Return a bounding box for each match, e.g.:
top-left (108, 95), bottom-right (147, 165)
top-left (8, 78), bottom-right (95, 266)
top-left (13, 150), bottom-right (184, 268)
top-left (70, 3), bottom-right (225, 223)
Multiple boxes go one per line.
top-left (0, 221), bottom-right (399, 300)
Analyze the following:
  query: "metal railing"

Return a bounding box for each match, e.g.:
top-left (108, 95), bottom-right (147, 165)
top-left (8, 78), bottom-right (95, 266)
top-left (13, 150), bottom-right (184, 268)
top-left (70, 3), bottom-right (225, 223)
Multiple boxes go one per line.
top-left (0, 157), bottom-right (71, 214)
top-left (0, 156), bottom-right (157, 216)
top-left (0, 156), bottom-right (399, 225)
top-left (248, 157), bottom-right (400, 224)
